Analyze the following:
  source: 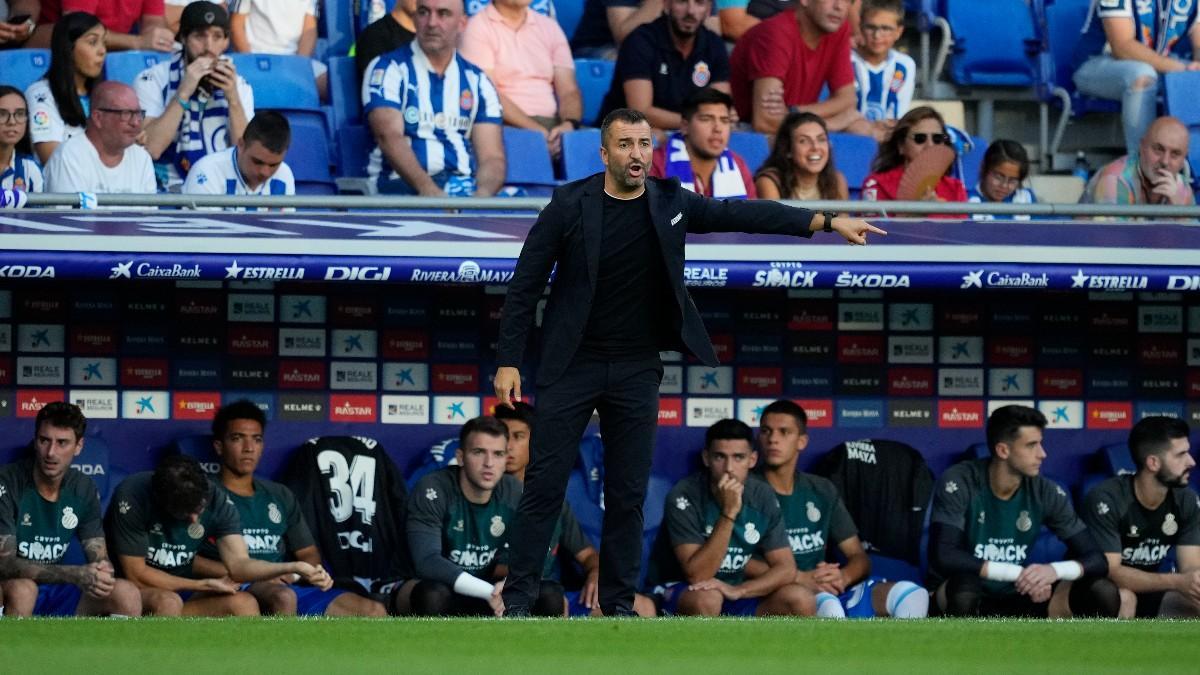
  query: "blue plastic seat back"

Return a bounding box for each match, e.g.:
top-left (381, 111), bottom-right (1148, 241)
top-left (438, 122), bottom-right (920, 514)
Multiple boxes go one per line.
top-left (829, 133), bottom-right (878, 198)
top-left (328, 55), bottom-right (362, 130)
top-left (173, 434), bottom-right (222, 476)
top-left (321, 0), bottom-right (355, 55)
top-left (561, 128), bottom-right (603, 181)
top-left (555, 0), bottom-right (586, 39)
top-left (229, 53), bottom-right (320, 112)
top-left (727, 131), bottom-right (770, 175)
top-left (282, 112), bottom-right (333, 183)
top-left (102, 50), bottom-right (167, 86)
top-left (405, 437), bottom-right (459, 489)
top-left (502, 126), bottom-right (557, 194)
top-left (1, 49), bottom-right (50, 92)
top-left (574, 58), bottom-right (615, 126)
top-left (336, 124), bottom-right (372, 177)
top-left (1042, 0), bottom-right (1120, 113)
top-left (946, 0), bottom-right (1038, 87)
top-left (1101, 442), bottom-right (1137, 476)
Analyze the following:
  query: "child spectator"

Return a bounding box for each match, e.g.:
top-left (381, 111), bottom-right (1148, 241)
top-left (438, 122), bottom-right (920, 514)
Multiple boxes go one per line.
top-left (850, 0), bottom-right (913, 142)
top-left (0, 85), bottom-right (43, 192)
top-left (755, 111), bottom-right (848, 200)
top-left (967, 139), bottom-right (1038, 221)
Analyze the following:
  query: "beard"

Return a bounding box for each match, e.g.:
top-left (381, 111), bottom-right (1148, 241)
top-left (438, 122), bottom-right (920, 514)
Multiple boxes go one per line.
top-left (617, 162), bottom-right (645, 189)
top-left (1155, 465), bottom-right (1190, 488)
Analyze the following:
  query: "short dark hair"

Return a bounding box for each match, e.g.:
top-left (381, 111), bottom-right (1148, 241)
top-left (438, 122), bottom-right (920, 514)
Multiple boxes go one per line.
top-left (493, 401), bottom-right (535, 431)
top-left (600, 107), bottom-right (649, 147)
top-left (861, 0), bottom-right (904, 20)
top-left (152, 454), bottom-right (210, 519)
top-left (705, 418), bottom-right (755, 451)
top-left (760, 400), bottom-right (807, 433)
top-left (681, 88), bottom-right (735, 121)
top-left (458, 415), bottom-right (509, 448)
top-left (986, 405), bottom-right (1047, 455)
top-left (1129, 416), bottom-right (1191, 469)
top-left (35, 401), bottom-right (87, 441)
top-left (212, 399), bottom-right (267, 439)
top-left (242, 111), bottom-right (291, 154)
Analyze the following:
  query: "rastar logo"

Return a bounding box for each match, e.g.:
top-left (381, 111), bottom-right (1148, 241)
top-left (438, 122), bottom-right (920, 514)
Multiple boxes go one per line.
top-left (837, 335), bottom-right (884, 364)
top-left (176, 294), bottom-right (221, 318)
top-left (330, 395), bottom-right (377, 422)
top-left (278, 360), bottom-right (326, 389)
top-left (787, 303), bottom-right (834, 331)
top-left (228, 326), bottom-right (274, 356)
top-left (938, 401), bottom-right (984, 428)
top-left (16, 390), bottom-right (61, 417)
top-left (658, 398), bottom-right (683, 426)
top-left (888, 368), bottom-right (934, 396)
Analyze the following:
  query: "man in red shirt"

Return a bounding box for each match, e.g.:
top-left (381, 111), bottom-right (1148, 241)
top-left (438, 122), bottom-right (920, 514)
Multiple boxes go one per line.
top-left (651, 88), bottom-right (757, 199)
top-left (730, 0), bottom-right (870, 137)
top-left (31, 0), bottom-right (174, 52)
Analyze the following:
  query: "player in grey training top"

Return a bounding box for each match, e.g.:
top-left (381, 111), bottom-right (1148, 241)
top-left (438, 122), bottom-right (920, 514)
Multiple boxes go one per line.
top-left (0, 402), bottom-right (141, 616)
top-left (929, 405), bottom-right (1118, 618)
top-left (1083, 416), bottom-right (1200, 617)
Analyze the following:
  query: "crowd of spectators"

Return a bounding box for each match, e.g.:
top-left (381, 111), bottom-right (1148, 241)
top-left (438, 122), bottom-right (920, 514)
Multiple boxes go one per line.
top-left (2, 0), bottom-right (1198, 209)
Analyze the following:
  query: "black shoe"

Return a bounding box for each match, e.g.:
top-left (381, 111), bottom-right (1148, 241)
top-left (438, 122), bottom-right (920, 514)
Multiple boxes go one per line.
top-left (503, 605), bottom-right (531, 618)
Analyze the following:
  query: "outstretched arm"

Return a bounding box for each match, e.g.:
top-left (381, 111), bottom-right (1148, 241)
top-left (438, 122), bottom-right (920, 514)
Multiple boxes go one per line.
top-left (685, 191), bottom-right (884, 243)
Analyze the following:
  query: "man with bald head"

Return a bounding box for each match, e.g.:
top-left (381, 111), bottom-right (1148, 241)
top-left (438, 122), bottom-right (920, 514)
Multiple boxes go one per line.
top-left (44, 81), bottom-right (157, 195)
top-left (1083, 116), bottom-right (1194, 206)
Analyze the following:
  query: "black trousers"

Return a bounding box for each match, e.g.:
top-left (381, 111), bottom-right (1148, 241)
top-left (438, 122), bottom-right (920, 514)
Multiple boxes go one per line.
top-left (502, 355), bottom-right (662, 615)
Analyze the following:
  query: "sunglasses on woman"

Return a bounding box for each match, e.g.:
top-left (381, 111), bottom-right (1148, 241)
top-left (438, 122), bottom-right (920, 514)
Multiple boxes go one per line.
top-left (909, 132), bottom-right (949, 146)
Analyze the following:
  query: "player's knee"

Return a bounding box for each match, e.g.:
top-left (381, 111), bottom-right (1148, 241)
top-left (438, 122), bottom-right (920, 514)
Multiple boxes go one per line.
top-left (677, 589), bottom-right (723, 616)
top-left (1069, 575), bottom-right (1120, 618)
top-left (1118, 587), bottom-right (1138, 617)
top-left (144, 589), bottom-right (184, 616)
top-left (229, 591), bottom-right (262, 617)
top-left (943, 574), bottom-right (984, 617)
top-left (410, 580), bottom-right (455, 616)
top-left (633, 593), bottom-right (658, 617)
top-left (532, 581), bottom-right (565, 617)
top-left (2, 579), bottom-right (37, 614)
top-left (108, 580), bottom-right (143, 616)
top-left (357, 597), bottom-right (389, 618)
top-left (778, 583), bottom-right (817, 616)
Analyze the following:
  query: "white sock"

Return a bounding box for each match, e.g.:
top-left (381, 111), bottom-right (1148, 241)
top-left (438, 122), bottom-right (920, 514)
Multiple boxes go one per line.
top-left (886, 581), bottom-right (929, 619)
top-left (815, 592), bottom-right (846, 619)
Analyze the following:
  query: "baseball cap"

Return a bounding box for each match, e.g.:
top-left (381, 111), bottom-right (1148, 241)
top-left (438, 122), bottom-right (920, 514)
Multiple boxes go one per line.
top-left (178, 1), bottom-right (231, 39)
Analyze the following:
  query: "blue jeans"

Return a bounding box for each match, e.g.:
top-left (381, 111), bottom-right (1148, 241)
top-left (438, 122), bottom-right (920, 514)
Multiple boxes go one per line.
top-left (1073, 55), bottom-right (1168, 156)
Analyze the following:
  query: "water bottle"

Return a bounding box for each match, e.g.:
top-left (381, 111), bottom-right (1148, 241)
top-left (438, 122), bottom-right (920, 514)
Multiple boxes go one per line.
top-left (1072, 151), bottom-right (1089, 182)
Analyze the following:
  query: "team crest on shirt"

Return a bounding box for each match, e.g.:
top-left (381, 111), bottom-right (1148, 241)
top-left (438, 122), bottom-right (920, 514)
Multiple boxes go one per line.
top-left (1163, 513), bottom-right (1179, 536)
top-left (1016, 511), bottom-right (1032, 532)
top-left (268, 503), bottom-right (282, 524)
top-left (405, 106), bottom-right (420, 124)
top-left (744, 522), bottom-right (760, 544)
top-left (675, 496), bottom-right (690, 510)
top-left (1128, 524), bottom-right (1139, 537)
top-left (453, 519), bottom-right (464, 532)
top-left (61, 506), bottom-right (78, 530)
top-left (806, 501), bottom-right (821, 523)
top-left (13, 177), bottom-right (24, 190)
top-left (889, 70), bottom-right (906, 93)
top-left (460, 89), bottom-right (473, 111)
top-left (187, 522), bottom-right (205, 539)
top-left (21, 513), bottom-right (30, 526)
top-left (691, 61), bottom-right (711, 88)
top-left (490, 515), bottom-right (506, 537)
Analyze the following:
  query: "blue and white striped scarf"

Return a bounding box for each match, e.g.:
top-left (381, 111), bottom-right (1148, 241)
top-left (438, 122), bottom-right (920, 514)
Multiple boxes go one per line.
top-left (164, 51), bottom-right (231, 177)
top-left (662, 132), bottom-right (748, 199)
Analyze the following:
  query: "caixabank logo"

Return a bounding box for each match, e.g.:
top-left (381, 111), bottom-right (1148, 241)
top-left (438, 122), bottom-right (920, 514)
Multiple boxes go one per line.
top-left (69, 358), bottom-right (117, 386)
top-left (383, 363), bottom-right (430, 392)
top-left (121, 391), bottom-right (169, 420)
top-left (17, 324), bottom-right (64, 352)
top-left (432, 396), bottom-right (480, 424)
top-left (279, 295), bottom-right (327, 324)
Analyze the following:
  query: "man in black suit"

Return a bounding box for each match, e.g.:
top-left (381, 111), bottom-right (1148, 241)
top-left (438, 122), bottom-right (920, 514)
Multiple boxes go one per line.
top-left (493, 108), bottom-right (884, 617)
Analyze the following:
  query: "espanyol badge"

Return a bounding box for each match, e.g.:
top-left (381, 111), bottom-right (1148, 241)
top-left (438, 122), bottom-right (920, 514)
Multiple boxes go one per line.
top-left (1163, 513), bottom-right (1179, 536)
top-left (188, 522), bottom-right (205, 539)
top-left (1016, 511), bottom-right (1032, 533)
top-left (692, 61), bottom-right (711, 88)
top-left (744, 522), bottom-right (761, 545)
top-left (460, 88), bottom-right (474, 111)
top-left (490, 515), bottom-right (506, 537)
top-left (268, 503), bottom-right (282, 524)
top-left (61, 506), bottom-right (78, 529)
top-left (806, 501), bottom-right (821, 523)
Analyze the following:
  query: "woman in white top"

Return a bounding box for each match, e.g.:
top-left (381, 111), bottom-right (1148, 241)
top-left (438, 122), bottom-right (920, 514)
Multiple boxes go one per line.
top-left (25, 12), bottom-right (107, 164)
top-left (0, 85), bottom-right (44, 192)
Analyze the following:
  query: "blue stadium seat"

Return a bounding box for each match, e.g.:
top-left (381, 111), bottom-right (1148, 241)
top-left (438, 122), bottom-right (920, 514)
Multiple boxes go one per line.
top-left (945, 0), bottom-right (1039, 87)
top-left (321, 0), bottom-right (356, 55)
top-left (328, 55), bottom-right (361, 131)
top-left (555, 0), bottom-right (585, 40)
top-left (958, 135), bottom-right (989, 191)
top-left (1100, 442), bottom-right (1136, 476)
top-left (173, 434), bottom-right (221, 475)
top-left (829, 133), bottom-right (877, 198)
top-left (405, 437), bottom-right (459, 489)
top-left (1162, 72), bottom-right (1200, 178)
top-left (727, 131), bottom-right (769, 175)
top-left (502, 126), bottom-right (558, 195)
top-left (1040, 0), bottom-right (1119, 116)
top-left (574, 58), bottom-right (615, 126)
top-left (102, 50), bottom-right (168, 86)
top-left (284, 112), bottom-right (335, 191)
top-left (336, 124), bottom-right (372, 177)
top-left (230, 53), bottom-right (320, 112)
top-left (0, 49), bottom-right (50, 92)
top-left (561, 128), bottom-right (603, 181)
top-left (966, 442), bottom-right (990, 460)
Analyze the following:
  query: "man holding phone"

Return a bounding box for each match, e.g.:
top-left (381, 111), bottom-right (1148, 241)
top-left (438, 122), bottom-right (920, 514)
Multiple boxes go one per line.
top-left (134, 1), bottom-right (254, 188)
top-left (1083, 115), bottom-right (1194, 206)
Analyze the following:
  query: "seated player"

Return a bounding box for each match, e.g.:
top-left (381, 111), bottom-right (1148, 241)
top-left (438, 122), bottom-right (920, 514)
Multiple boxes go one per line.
top-left (406, 416), bottom-right (526, 616)
top-left (191, 400), bottom-right (386, 616)
top-left (105, 454), bottom-right (329, 616)
top-left (495, 402), bottom-right (657, 617)
top-left (656, 419), bottom-right (808, 616)
top-left (1083, 416), bottom-right (1200, 618)
top-left (0, 402), bottom-right (141, 617)
top-left (929, 405), bottom-right (1119, 618)
top-left (751, 399), bottom-right (927, 618)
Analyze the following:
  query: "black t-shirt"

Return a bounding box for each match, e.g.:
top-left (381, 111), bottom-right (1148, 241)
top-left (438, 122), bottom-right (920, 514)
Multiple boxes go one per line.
top-left (603, 16), bottom-right (731, 119)
top-left (571, 0), bottom-right (640, 50)
top-left (356, 14), bottom-right (416, 79)
top-left (578, 191), bottom-right (667, 360)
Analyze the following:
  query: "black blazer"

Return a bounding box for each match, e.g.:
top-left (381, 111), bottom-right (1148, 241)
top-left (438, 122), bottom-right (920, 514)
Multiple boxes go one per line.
top-left (496, 173), bottom-right (816, 386)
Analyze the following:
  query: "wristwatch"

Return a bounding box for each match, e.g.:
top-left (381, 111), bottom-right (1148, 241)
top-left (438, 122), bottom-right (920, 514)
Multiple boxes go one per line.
top-left (564, 118), bottom-right (581, 130)
top-left (822, 211), bottom-right (837, 233)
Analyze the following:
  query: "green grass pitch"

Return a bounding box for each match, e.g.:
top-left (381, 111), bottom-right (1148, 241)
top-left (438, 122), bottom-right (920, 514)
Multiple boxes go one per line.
top-left (1, 618), bottom-right (1198, 673)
